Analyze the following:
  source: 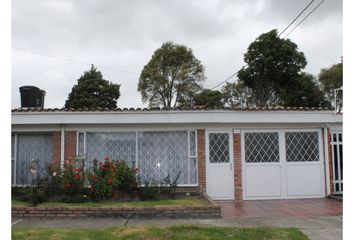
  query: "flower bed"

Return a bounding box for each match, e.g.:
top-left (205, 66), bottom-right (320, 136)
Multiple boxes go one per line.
top-left (12, 194), bottom-right (221, 219)
top-left (12, 157), bottom-right (222, 219)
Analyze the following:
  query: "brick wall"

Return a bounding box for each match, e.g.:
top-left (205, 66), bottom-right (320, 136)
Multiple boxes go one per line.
top-left (233, 132), bottom-right (243, 201)
top-left (197, 129), bottom-right (206, 193)
top-left (12, 194), bottom-right (221, 219)
top-left (64, 131), bottom-right (77, 164)
top-left (52, 132), bottom-right (61, 166)
top-left (327, 128), bottom-right (334, 194)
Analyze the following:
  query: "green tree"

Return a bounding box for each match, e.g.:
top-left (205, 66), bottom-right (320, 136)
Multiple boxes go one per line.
top-left (65, 65), bottom-right (120, 109)
top-left (318, 61), bottom-right (343, 111)
top-left (279, 73), bottom-right (329, 107)
top-left (237, 29), bottom-right (324, 106)
top-left (192, 89), bottom-right (223, 108)
top-left (222, 81), bottom-right (252, 108)
top-left (138, 42), bottom-right (205, 108)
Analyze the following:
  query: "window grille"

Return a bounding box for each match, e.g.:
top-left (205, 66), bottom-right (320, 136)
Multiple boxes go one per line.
top-left (78, 130), bottom-right (197, 185)
top-left (14, 133), bottom-right (53, 185)
top-left (209, 133), bottom-right (230, 163)
top-left (331, 132), bottom-right (343, 193)
top-left (285, 132), bottom-right (319, 162)
top-left (245, 132), bottom-right (279, 163)
top-left (84, 132), bottom-right (136, 169)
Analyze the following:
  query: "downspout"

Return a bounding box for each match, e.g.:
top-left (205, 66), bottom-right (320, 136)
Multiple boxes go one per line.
top-left (324, 125), bottom-right (330, 196)
top-left (60, 125), bottom-right (65, 169)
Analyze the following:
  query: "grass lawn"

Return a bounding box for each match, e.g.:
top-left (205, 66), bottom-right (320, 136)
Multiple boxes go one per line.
top-left (12, 196), bottom-right (209, 208)
top-left (12, 225), bottom-right (309, 240)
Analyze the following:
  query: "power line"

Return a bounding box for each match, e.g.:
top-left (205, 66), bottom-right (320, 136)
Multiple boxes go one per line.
top-left (278, 0), bottom-right (315, 37)
top-left (210, 72), bottom-right (237, 90)
top-left (283, 0), bottom-right (326, 38)
top-left (12, 46), bottom-right (138, 75)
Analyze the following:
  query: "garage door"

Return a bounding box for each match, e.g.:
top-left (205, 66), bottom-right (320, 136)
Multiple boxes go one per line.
top-left (242, 129), bottom-right (325, 200)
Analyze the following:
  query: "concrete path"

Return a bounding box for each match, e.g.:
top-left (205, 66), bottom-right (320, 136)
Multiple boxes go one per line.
top-left (12, 215), bottom-right (342, 240)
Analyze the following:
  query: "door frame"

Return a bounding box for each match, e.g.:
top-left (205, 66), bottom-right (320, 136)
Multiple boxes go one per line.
top-left (205, 129), bottom-right (234, 200)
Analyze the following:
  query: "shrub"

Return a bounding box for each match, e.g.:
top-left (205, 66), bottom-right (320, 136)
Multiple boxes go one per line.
top-left (86, 158), bottom-right (115, 200)
top-left (139, 179), bottom-right (159, 201)
top-left (114, 160), bottom-right (138, 193)
top-left (61, 161), bottom-right (85, 198)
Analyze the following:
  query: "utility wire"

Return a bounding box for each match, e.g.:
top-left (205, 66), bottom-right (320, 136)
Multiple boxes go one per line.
top-left (283, 0), bottom-right (326, 38)
top-left (12, 46), bottom-right (138, 75)
top-left (278, 0), bottom-right (315, 37)
top-left (210, 72), bottom-right (237, 90)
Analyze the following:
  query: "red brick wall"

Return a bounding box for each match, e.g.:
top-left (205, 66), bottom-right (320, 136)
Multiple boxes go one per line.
top-left (233, 132), bottom-right (243, 201)
top-left (64, 131), bottom-right (77, 165)
top-left (197, 129), bottom-right (206, 193)
top-left (327, 128), bottom-right (334, 194)
top-left (52, 132), bottom-right (61, 166)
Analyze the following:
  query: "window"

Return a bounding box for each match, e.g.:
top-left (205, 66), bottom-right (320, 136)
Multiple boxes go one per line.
top-left (78, 130), bottom-right (198, 185)
top-left (245, 132), bottom-right (279, 163)
top-left (84, 132), bottom-right (136, 169)
top-left (209, 133), bottom-right (230, 163)
top-left (285, 131), bottom-right (319, 162)
top-left (14, 133), bottom-right (53, 185)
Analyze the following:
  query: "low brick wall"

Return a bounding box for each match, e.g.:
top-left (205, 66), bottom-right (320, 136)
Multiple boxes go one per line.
top-left (12, 195), bottom-right (221, 219)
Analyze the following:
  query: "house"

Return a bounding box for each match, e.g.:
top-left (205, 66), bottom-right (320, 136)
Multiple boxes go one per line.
top-left (11, 106), bottom-right (343, 201)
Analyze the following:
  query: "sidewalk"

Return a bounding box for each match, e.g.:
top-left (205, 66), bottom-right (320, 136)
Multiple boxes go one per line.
top-left (12, 215), bottom-right (342, 240)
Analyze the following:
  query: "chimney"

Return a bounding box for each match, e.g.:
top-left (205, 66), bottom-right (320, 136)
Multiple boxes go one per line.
top-left (19, 86), bottom-right (46, 108)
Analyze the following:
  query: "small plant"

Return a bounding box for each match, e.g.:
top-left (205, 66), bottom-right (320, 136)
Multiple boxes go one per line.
top-left (139, 179), bottom-right (159, 201)
top-left (160, 171), bottom-right (182, 198)
top-left (27, 164), bottom-right (49, 206)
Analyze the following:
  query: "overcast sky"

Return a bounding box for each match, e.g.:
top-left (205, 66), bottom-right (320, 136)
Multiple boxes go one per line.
top-left (12, 0), bottom-right (342, 108)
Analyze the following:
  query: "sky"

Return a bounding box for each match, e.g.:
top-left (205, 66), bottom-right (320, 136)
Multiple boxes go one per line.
top-left (11, 0), bottom-right (343, 108)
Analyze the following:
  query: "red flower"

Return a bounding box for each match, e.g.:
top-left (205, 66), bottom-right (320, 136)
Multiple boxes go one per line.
top-left (64, 183), bottom-right (72, 188)
top-left (75, 168), bottom-right (81, 172)
top-left (107, 178), bottom-right (113, 185)
top-left (104, 156), bottom-right (110, 161)
top-left (91, 175), bottom-right (97, 180)
top-left (99, 161), bottom-right (104, 165)
top-left (109, 161), bottom-right (113, 165)
top-left (74, 174), bottom-right (81, 179)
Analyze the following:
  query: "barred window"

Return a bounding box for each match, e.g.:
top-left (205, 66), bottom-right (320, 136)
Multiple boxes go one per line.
top-left (245, 132), bottom-right (279, 163)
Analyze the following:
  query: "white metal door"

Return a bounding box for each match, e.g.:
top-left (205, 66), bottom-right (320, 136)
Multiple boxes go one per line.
top-left (242, 129), bottom-right (325, 200)
top-left (206, 130), bottom-right (234, 200)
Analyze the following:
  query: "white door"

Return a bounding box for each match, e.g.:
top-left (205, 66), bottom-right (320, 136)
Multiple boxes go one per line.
top-left (206, 130), bottom-right (234, 200)
top-left (242, 129), bottom-right (325, 200)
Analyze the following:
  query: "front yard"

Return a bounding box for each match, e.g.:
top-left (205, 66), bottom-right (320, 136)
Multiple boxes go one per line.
top-left (12, 225), bottom-right (309, 240)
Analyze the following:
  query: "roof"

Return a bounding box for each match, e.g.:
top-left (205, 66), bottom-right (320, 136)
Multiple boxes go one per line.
top-left (11, 106), bottom-right (333, 113)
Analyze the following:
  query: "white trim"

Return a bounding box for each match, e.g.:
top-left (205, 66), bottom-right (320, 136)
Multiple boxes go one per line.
top-left (187, 131), bottom-right (191, 184)
top-left (135, 131), bottom-right (139, 169)
top-left (324, 128), bottom-right (331, 196)
top-left (13, 134), bottom-right (17, 186)
top-left (60, 125), bottom-right (65, 169)
top-left (12, 110), bottom-right (342, 125)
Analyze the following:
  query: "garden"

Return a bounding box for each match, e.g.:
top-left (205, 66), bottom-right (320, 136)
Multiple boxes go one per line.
top-left (12, 157), bottom-right (218, 219)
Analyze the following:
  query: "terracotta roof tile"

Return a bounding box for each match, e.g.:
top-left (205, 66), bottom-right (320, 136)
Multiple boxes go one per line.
top-left (11, 106), bottom-right (334, 113)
